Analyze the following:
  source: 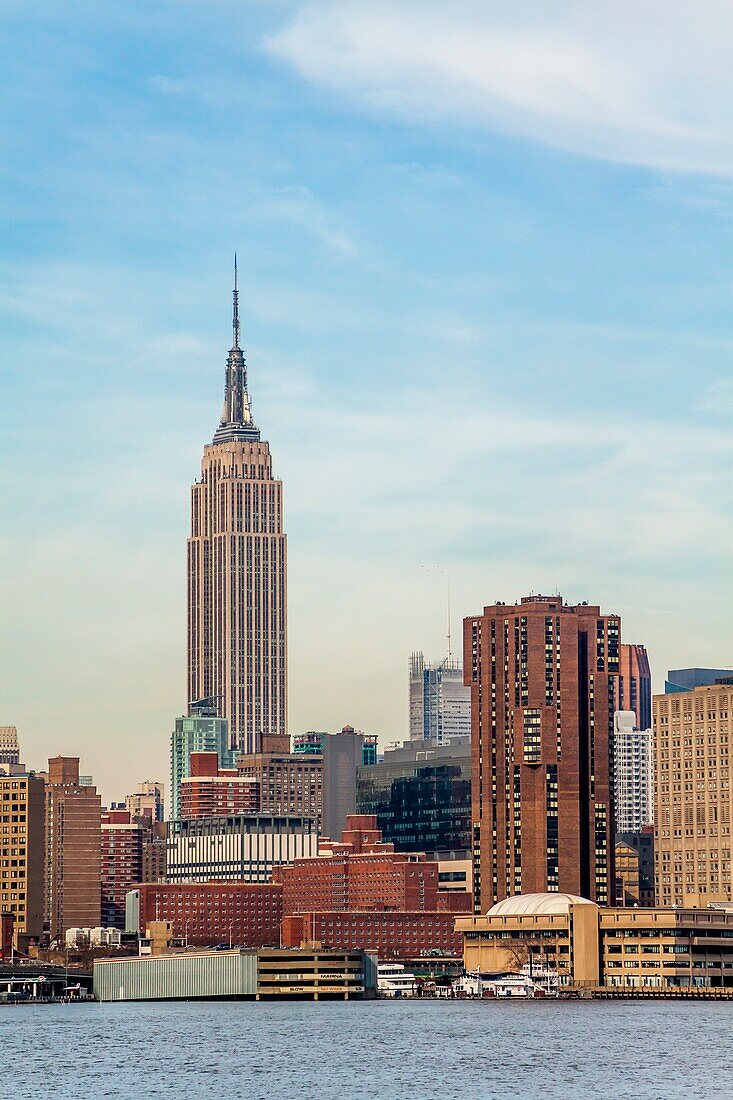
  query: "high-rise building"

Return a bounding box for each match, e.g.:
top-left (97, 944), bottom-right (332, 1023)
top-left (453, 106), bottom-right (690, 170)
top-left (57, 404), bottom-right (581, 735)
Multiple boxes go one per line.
top-left (665, 668), bottom-right (733, 694)
top-left (616, 828), bottom-right (654, 907)
top-left (409, 653), bottom-right (471, 744)
top-left (0, 727), bottom-right (20, 767)
top-left (291, 726), bottom-right (365, 839)
top-left (613, 710), bottom-right (653, 834)
top-left (187, 268), bottom-right (287, 753)
top-left (170, 702), bottom-right (234, 820)
top-left (654, 682), bottom-right (733, 906)
top-left (44, 757), bottom-right (102, 939)
top-left (356, 736), bottom-right (472, 860)
top-left (0, 771), bottom-right (45, 949)
top-left (125, 781), bottom-right (164, 823)
top-left (101, 807), bottom-right (144, 930)
top-left (465, 595), bottom-right (620, 910)
top-left (617, 644), bottom-right (652, 730)
top-left (237, 735), bottom-right (323, 829)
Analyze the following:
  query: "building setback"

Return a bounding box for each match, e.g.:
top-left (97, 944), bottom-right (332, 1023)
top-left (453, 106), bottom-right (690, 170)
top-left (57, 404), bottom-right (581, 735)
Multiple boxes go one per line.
top-left (187, 269), bottom-right (287, 754)
top-left (44, 757), bottom-right (102, 940)
top-left (0, 772), bottom-right (45, 948)
top-left (126, 883), bottom-right (283, 948)
top-left (180, 751), bottom-right (260, 818)
top-left (465, 595), bottom-right (619, 910)
top-left (170, 702), bottom-right (234, 821)
top-left (654, 683), bottom-right (733, 906)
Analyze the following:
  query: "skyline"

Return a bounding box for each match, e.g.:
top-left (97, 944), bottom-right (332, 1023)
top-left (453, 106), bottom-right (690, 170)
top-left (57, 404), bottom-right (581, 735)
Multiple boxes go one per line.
top-left (2, 1), bottom-right (732, 801)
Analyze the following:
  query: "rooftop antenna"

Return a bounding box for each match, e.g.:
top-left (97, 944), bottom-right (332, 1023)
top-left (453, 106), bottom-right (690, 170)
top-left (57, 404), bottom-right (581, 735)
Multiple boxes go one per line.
top-left (232, 253), bottom-right (240, 349)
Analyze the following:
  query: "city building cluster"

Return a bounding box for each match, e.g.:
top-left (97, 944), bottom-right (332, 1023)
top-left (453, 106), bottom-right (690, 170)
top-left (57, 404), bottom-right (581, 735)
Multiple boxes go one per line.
top-left (2, 278), bottom-right (732, 998)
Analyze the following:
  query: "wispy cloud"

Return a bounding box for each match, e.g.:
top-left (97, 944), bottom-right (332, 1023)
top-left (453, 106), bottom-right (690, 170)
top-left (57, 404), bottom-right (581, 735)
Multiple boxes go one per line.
top-left (261, 186), bottom-right (358, 256)
top-left (267, 1), bottom-right (733, 175)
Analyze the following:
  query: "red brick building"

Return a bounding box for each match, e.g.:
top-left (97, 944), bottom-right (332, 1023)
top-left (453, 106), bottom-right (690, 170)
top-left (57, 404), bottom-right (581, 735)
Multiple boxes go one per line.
top-left (617, 642), bottom-right (652, 730)
top-left (465, 595), bottom-right (620, 911)
top-left (274, 815), bottom-right (451, 914)
top-left (282, 910), bottom-right (462, 960)
top-left (180, 751), bottom-right (260, 818)
top-left (101, 808), bottom-right (144, 929)
top-left (130, 882), bottom-right (282, 947)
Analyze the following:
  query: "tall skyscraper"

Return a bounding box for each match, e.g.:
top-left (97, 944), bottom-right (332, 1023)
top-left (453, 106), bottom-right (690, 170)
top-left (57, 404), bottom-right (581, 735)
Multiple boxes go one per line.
top-left (654, 682), bottom-right (733, 906)
top-left (187, 265), bottom-right (287, 753)
top-left (612, 710), bottom-right (653, 833)
top-left (409, 653), bottom-right (471, 744)
top-left (465, 595), bottom-right (620, 910)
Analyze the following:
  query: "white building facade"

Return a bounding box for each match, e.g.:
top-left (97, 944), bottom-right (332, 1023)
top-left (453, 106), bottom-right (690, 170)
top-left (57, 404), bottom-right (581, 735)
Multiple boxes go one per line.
top-left (409, 653), bottom-right (471, 744)
top-left (613, 710), bottom-right (654, 833)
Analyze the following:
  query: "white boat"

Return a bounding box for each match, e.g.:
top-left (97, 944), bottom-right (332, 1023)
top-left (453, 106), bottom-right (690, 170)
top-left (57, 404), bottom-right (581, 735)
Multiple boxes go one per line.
top-left (378, 962), bottom-right (417, 998)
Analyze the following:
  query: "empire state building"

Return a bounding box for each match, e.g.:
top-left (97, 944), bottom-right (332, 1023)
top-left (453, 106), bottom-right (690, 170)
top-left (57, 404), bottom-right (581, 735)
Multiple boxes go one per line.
top-left (187, 264), bottom-right (287, 752)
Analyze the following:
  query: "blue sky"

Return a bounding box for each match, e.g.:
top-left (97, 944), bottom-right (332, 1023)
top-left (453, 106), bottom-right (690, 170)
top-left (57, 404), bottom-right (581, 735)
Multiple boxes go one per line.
top-left (1, 0), bottom-right (732, 801)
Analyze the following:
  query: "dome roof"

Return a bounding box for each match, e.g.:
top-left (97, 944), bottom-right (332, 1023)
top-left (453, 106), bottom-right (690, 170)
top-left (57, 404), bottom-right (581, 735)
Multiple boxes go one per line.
top-left (487, 892), bottom-right (596, 917)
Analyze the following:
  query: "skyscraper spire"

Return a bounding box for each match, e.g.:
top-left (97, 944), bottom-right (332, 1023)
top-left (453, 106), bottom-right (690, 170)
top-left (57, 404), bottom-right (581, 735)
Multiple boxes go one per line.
top-left (232, 253), bottom-right (240, 350)
top-left (214, 258), bottom-right (259, 443)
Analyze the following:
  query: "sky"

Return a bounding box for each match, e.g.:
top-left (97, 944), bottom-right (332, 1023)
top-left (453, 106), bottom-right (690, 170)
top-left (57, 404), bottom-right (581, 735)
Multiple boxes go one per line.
top-left (1, 0), bottom-right (732, 803)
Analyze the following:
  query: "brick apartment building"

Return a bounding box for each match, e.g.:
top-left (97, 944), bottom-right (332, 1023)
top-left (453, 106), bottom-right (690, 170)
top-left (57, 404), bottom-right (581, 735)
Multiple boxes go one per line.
top-left (101, 808), bottom-right (144, 929)
top-left (127, 882), bottom-right (283, 947)
top-left (465, 595), bottom-right (619, 910)
top-left (282, 910), bottom-right (463, 959)
top-left (180, 751), bottom-right (260, 818)
top-left (44, 757), bottom-right (102, 939)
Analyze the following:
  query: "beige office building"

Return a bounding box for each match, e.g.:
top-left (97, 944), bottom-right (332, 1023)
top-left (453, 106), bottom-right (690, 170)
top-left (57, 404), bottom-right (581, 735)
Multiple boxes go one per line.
top-left (188, 268), bottom-right (287, 753)
top-left (654, 683), bottom-right (733, 907)
top-left (0, 772), bottom-right (45, 948)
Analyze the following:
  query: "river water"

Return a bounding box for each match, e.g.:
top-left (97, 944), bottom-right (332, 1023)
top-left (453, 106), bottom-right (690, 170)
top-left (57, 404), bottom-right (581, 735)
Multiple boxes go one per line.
top-left (1, 999), bottom-right (730, 1098)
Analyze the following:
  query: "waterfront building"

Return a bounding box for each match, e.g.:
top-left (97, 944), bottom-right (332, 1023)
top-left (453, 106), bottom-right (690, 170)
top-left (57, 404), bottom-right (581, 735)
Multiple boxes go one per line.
top-left (187, 269), bottom-right (287, 754)
top-left (125, 781), bottom-right (164, 823)
top-left (281, 910), bottom-right (463, 961)
top-left (613, 710), bottom-right (653, 833)
top-left (617, 644), bottom-right (652, 730)
top-left (273, 815), bottom-right (470, 916)
top-left (409, 653), bottom-right (471, 744)
top-left (654, 682), bottom-right (733, 907)
top-left (356, 736), bottom-right (471, 861)
top-left (292, 726), bottom-right (365, 838)
top-left (126, 882), bottom-right (282, 948)
top-left (180, 751), bottom-right (260, 817)
top-left (0, 771), bottom-right (45, 949)
top-left (1, 911), bottom-right (14, 959)
top-left (94, 947), bottom-right (377, 1002)
top-left (457, 892), bottom-right (733, 989)
top-left (465, 595), bottom-right (619, 910)
top-left (101, 808), bottom-right (144, 930)
top-left (170, 702), bottom-right (234, 820)
top-left (166, 813), bottom-right (317, 883)
top-left (44, 757), bottom-right (102, 940)
top-left (0, 727), bottom-right (19, 767)
top-left (665, 668), bottom-right (733, 693)
top-left (237, 735), bottom-right (323, 828)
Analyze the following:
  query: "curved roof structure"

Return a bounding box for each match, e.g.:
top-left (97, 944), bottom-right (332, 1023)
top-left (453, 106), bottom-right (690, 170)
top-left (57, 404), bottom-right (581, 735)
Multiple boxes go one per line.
top-left (487, 892), bottom-right (596, 917)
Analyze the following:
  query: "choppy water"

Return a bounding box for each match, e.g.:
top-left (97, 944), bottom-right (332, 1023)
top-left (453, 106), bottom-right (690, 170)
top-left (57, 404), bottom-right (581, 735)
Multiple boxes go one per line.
top-left (1, 999), bottom-right (731, 1099)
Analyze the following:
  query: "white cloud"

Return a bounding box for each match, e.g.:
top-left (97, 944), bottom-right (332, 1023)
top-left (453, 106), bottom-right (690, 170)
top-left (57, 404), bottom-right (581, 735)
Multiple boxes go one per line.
top-left (261, 186), bottom-right (358, 255)
top-left (267, 1), bottom-right (733, 175)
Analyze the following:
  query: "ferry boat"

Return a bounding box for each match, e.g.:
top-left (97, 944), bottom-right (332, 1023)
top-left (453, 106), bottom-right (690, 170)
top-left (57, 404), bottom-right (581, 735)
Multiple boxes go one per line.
top-left (377, 962), bottom-right (417, 998)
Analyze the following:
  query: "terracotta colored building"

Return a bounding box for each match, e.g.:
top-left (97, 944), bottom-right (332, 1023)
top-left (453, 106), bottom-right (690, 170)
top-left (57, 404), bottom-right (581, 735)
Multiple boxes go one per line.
top-left (273, 815), bottom-right (464, 915)
top-left (127, 882), bottom-right (283, 948)
top-left (101, 808), bottom-right (144, 929)
top-left (617, 643), bottom-right (652, 731)
top-left (188, 273), bottom-right (287, 754)
top-left (282, 910), bottom-right (462, 960)
top-left (44, 757), bottom-right (102, 939)
top-left (180, 751), bottom-right (260, 818)
top-left (465, 596), bottom-right (619, 910)
top-left (0, 772), bottom-right (45, 948)
top-left (237, 735), bottom-right (323, 827)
